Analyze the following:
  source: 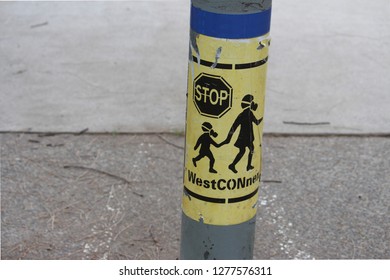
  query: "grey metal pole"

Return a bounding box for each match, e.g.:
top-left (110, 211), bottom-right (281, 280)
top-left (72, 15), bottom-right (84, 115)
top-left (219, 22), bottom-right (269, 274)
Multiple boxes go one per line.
top-left (181, 0), bottom-right (272, 260)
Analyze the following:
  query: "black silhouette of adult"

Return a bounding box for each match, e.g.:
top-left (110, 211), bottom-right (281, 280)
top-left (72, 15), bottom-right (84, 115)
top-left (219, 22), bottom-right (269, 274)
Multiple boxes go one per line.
top-left (192, 122), bottom-right (221, 173)
top-left (222, 94), bottom-right (263, 173)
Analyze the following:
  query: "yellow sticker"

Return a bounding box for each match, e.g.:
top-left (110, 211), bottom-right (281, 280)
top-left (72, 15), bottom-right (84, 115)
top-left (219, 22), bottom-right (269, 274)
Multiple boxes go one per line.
top-left (183, 33), bottom-right (270, 226)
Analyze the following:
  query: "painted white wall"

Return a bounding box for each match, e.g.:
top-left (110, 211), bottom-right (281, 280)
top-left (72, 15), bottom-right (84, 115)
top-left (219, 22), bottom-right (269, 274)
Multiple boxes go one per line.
top-left (1, 0), bottom-right (389, 134)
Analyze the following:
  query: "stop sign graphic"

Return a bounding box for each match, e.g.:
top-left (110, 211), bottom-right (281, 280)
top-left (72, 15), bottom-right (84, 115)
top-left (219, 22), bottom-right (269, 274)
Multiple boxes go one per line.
top-left (193, 73), bottom-right (233, 118)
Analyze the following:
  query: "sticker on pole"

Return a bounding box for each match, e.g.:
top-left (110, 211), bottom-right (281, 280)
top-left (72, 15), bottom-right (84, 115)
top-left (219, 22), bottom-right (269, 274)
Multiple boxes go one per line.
top-left (183, 32), bottom-right (270, 226)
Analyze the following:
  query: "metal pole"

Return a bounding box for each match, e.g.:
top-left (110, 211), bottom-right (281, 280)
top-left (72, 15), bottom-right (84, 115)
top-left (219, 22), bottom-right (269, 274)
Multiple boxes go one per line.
top-left (180, 0), bottom-right (272, 259)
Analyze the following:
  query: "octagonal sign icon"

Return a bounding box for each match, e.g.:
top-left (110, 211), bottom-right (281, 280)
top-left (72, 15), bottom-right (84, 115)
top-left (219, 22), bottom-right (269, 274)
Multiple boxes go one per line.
top-left (193, 73), bottom-right (233, 119)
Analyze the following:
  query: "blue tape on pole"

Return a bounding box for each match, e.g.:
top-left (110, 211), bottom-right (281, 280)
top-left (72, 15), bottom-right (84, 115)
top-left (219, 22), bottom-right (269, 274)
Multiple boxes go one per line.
top-left (190, 5), bottom-right (272, 39)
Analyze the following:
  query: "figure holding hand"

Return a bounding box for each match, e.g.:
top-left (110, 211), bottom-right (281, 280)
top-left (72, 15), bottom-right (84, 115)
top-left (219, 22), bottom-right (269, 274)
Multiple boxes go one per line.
top-left (223, 94), bottom-right (263, 173)
top-left (192, 122), bottom-right (222, 173)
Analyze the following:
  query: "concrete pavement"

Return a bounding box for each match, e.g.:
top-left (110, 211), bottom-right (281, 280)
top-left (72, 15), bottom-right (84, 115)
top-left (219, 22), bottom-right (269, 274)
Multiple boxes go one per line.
top-left (1, 133), bottom-right (389, 259)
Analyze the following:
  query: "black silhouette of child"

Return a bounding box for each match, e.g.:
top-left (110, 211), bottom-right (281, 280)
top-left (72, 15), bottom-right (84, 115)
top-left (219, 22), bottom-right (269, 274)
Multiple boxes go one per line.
top-left (192, 122), bottom-right (221, 173)
top-left (221, 94), bottom-right (263, 173)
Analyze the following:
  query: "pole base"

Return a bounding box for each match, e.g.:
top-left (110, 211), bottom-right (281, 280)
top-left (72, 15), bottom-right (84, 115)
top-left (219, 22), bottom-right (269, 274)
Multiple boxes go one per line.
top-left (180, 212), bottom-right (256, 260)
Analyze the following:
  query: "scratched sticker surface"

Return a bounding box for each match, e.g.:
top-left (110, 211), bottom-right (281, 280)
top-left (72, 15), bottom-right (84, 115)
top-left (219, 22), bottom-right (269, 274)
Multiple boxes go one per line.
top-left (183, 33), bottom-right (270, 226)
